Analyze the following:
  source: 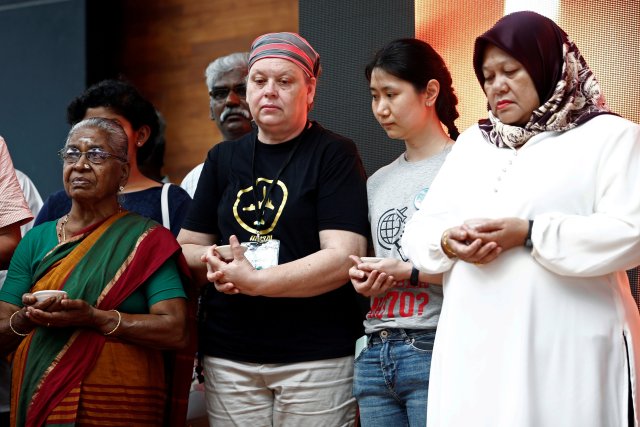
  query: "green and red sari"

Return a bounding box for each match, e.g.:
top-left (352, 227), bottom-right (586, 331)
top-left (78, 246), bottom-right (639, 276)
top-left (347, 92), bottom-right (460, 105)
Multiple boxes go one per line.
top-left (10, 211), bottom-right (194, 427)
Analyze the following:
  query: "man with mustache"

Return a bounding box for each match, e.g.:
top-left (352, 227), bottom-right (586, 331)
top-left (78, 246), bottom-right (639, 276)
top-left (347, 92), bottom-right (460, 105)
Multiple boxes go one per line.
top-left (181, 52), bottom-right (253, 197)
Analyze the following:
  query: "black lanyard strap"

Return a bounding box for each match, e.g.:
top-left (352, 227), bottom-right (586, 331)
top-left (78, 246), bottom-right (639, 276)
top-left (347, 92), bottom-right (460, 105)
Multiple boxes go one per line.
top-left (250, 124), bottom-right (307, 237)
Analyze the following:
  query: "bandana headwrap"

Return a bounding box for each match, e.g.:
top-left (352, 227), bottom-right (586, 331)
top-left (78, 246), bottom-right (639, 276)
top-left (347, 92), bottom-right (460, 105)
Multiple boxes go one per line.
top-left (473, 11), bottom-right (611, 149)
top-left (249, 32), bottom-right (321, 79)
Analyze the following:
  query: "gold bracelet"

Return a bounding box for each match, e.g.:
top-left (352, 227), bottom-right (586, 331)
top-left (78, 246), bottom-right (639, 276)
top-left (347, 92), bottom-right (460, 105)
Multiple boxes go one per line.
top-left (104, 309), bottom-right (122, 336)
top-left (9, 310), bottom-right (28, 337)
top-left (441, 230), bottom-right (457, 258)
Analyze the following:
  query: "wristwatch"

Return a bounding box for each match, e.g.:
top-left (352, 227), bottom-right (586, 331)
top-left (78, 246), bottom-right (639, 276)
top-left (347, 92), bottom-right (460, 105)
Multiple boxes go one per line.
top-left (410, 266), bottom-right (420, 286)
top-left (524, 220), bottom-right (534, 249)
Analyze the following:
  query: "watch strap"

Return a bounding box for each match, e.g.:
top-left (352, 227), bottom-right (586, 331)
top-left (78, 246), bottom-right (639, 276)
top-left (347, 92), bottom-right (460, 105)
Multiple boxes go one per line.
top-left (524, 220), bottom-right (534, 249)
top-left (410, 266), bottom-right (420, 286)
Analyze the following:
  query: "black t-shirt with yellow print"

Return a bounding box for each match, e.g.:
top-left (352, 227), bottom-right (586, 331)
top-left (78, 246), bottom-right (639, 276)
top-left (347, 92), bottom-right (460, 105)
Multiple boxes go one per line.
top-left (183, 121), bottom-right (369, 363)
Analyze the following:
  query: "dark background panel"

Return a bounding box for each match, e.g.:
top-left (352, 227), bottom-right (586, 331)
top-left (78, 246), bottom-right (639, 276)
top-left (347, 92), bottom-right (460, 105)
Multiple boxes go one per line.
top-left (0, 0), bottom-right (86, 198)
top-left (300, 0), bottom-right (414, 177)
top-left (85, 0), bottom-right (124, 86)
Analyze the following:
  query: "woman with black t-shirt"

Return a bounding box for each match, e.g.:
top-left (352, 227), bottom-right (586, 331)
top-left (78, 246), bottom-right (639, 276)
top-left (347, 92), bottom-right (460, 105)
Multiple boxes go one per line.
top-left (178, 32), bottom-right (369, 426)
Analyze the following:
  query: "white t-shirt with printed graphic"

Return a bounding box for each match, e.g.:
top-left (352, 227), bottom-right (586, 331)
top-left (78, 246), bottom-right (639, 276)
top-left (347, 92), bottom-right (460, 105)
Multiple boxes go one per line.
top-left (364, 146), bottom-right (450, 334)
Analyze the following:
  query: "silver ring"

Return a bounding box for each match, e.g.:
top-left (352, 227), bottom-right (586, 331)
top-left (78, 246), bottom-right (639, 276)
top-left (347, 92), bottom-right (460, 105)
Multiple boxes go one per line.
top-left (83, 163), bottom-right (90, 169)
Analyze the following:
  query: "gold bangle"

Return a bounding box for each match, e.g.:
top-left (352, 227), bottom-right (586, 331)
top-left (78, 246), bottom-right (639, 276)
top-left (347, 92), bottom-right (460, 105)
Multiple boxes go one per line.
top-left (9, 310), bottom-right (28, 337)
top-left (441, 231), bottom-right (457, 258)
top-left (104, 309), bottom-right (122, 336)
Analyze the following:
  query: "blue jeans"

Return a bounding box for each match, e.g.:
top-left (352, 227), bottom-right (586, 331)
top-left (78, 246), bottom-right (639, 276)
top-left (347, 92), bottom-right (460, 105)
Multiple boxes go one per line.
top-left (353, 328), bottom-right (436, 427)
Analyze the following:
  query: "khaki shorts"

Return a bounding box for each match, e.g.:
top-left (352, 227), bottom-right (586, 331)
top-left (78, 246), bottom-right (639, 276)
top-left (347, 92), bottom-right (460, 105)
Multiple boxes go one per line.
top-left (203, 355), bottom-right (357, 427)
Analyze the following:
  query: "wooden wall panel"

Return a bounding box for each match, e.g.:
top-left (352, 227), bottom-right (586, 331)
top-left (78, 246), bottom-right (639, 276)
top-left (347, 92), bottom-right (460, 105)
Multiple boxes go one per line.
top-left (118, 0), bottom-right (298, 183)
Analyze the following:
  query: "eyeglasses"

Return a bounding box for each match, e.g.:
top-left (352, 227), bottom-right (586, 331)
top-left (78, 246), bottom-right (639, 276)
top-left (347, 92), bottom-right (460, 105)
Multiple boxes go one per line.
top-left (209, 84), bottom-right (247, 101)
top-left (58, 147), bottom-right (127, 165)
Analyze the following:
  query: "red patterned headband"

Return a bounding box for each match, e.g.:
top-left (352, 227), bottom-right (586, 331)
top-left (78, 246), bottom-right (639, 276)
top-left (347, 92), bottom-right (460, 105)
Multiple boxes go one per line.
top-left (249, 32), bottom-right (320, 78)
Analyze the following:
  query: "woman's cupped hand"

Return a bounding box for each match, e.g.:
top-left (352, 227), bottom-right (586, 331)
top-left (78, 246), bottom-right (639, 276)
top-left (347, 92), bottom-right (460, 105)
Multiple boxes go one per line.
top-left (445, 217), bottom-right (529, 265)
top-left (348, 255), bottom-right (400, 297)
top-left (202, 235), bottom-right (258, 296)
top-left (22, 293), bottom-right (99, 329)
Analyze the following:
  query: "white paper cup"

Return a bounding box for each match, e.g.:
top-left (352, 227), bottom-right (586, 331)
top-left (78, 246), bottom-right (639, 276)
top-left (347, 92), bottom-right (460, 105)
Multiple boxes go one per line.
top-left (214, 245), bottom-right (247, 261)
top-left (32, 290), bottom-right (68, 302)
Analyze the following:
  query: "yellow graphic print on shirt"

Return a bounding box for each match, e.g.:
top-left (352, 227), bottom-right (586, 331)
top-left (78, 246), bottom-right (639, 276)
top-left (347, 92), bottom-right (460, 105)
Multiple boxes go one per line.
top-left (233, 177), bottom-right (288, 240)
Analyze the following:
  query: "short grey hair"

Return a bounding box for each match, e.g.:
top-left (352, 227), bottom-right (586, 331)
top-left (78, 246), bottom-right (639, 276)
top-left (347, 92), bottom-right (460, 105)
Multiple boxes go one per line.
top-left (205, 52), bottom-right (250, 91)
top-left (66, 117), bottom-right (129, 160)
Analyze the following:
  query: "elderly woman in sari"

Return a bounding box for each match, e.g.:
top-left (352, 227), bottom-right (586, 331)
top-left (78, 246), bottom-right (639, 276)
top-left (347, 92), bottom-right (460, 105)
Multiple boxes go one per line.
top-left (0, 117), bottom-right (192, 427)
top-left (402, 11), bottom-right (640, 427)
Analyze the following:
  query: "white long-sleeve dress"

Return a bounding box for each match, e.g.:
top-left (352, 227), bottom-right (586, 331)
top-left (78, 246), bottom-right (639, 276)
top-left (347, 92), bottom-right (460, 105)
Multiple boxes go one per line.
top-left (401, 114), bottom-right (640, 427)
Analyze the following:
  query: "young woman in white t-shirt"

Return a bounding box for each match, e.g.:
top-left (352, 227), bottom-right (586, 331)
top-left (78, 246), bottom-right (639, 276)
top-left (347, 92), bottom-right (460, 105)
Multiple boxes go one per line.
top-left (348, 38), bottom-right (460, 426)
